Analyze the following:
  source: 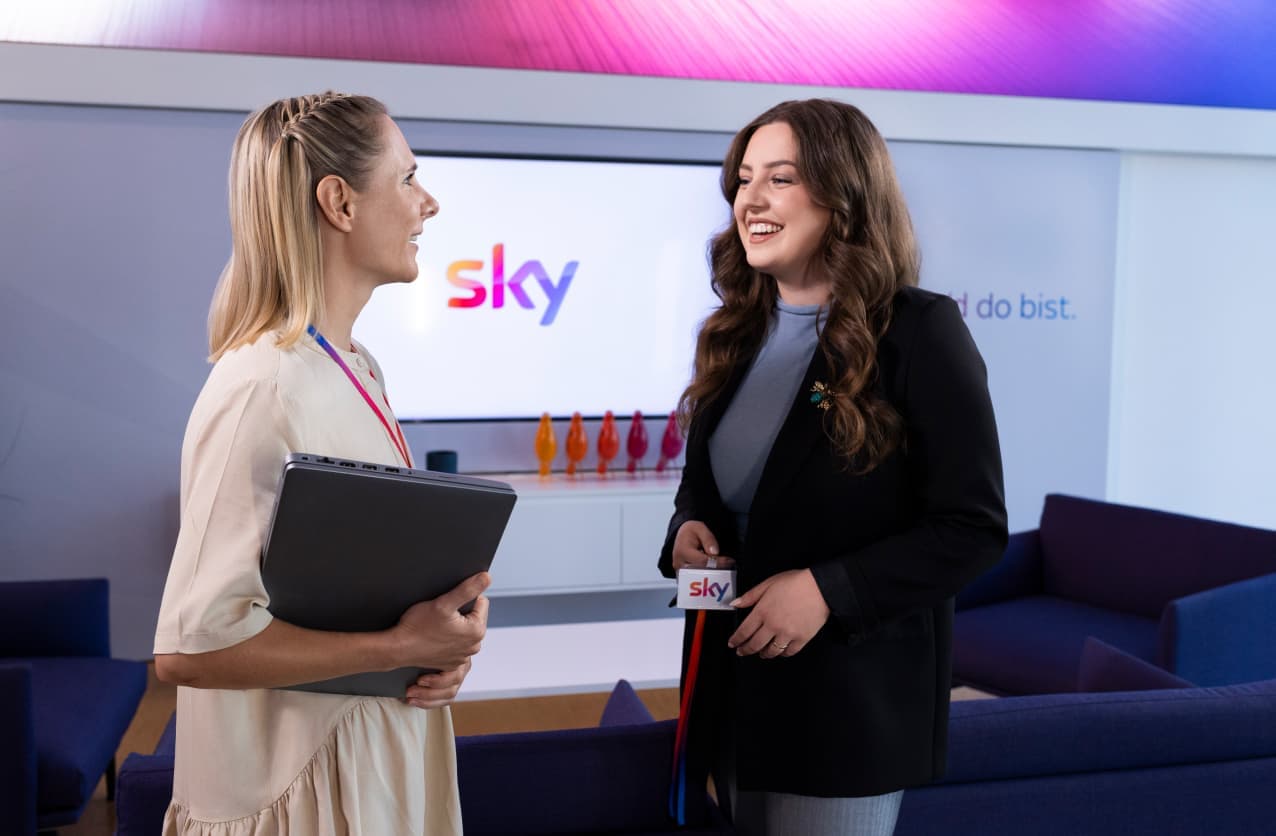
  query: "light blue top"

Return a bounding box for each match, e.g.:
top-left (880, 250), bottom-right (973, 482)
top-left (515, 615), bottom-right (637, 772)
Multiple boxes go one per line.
top-left (708, 298), bottom-right (823, 539)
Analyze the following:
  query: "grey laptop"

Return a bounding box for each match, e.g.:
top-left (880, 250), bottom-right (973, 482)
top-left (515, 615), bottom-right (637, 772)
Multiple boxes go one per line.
top-left (261, 452), bottom-right (516, 697)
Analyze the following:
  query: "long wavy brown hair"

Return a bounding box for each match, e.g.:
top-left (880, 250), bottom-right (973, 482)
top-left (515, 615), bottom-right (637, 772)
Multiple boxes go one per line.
top-left (678, 99), bottom-right (920, 472)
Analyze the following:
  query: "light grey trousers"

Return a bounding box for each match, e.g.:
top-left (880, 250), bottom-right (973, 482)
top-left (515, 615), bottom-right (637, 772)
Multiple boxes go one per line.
top-left (718, 757), bottom-right (903, 836)
top-left (730, 785), bottom-right (903, 836)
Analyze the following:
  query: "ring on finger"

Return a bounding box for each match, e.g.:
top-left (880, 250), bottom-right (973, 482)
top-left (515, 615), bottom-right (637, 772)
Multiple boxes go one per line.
top-left (769, 639), bottom-right (790, 653)
top-left (706, 556), bottom-right (718, 569)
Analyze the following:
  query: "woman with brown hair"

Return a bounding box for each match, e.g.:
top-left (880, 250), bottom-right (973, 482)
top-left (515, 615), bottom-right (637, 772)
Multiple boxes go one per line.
top-left (660, 99), bottom-right (1008, 835)
top-left (154, 92), bottom-right (485, 835)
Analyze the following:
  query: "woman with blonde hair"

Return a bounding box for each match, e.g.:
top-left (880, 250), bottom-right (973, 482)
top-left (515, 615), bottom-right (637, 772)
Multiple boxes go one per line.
top-left (154, 92), bottom-right (484, 835)
top-left (660, 99), bottom-right (1007, 835)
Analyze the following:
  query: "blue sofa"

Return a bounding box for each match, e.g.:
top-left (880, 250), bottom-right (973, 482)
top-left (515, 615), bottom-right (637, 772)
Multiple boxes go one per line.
top-left (118, 670), bottom-right (1276, 835)
top-left (0, 578), bottom-right (148, 834)
top-left (899, 641), bottom-right (1270, 835)
top-left (115, 680), bottom-right (730, 835)
top-left (953, 493), bottom-right (1276, 695)
top-left (895, 676), bottom-right (1276, 835)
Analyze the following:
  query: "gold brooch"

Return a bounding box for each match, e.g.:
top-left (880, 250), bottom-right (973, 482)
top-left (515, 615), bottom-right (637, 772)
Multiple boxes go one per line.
top-left (810, 381), bottom-right (837, 410)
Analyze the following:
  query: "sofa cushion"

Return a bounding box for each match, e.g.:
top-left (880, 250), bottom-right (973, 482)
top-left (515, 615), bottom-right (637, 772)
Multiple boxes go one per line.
top-left (600, 678), bottom-right (655, 726)
top-left (12, 656), bottom-right (147, 815)
top-left (1038, 494), bottom-right (1276, 618)
top-left (1076, 637), bottom-right (1193, 692)
top-left (1159, 571), bottom-right (1276, 685)
top-left (952, 595), bottom-right (1158, 694)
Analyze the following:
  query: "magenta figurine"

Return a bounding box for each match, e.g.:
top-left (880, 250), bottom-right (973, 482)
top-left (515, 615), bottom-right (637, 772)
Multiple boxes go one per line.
top-left (656, 411), bottom-right (684, 472)
top-left (626, 410), bottom-right (649, 474)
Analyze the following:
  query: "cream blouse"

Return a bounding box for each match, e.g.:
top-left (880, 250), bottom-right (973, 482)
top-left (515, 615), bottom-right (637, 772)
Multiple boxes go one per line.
top-left (154, 332), bottom-right (460, 835)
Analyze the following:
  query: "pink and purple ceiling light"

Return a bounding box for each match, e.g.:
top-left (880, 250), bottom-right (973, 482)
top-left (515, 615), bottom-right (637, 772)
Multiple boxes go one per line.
top-left (3, 0), bottom-right (1274, 110)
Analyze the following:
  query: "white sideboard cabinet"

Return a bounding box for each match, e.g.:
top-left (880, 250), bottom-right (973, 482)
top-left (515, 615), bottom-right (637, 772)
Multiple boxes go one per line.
top-left (486, 471), bottom-right (681, 596)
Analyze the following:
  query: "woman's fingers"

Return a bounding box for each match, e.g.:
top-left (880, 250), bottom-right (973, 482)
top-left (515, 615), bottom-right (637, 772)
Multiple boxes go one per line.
top-left (736, 628), bottom-right (779, 657)
top-left (690, 522), bottom-right (720, 558)
top-left (414, 667), bottom-right (465, 690)
top-left (405, 678), bottom-right (461, 707)
top-left (673, 521), bottom-right (735, 570)
top-left (758, 636), bottom-right (792, 659)
top-left (727, 607), bottom-right (763, 653)
top-left (732, 626), bottom-right (796, 659)
top-left (405, 659), bottom-right (472, 708)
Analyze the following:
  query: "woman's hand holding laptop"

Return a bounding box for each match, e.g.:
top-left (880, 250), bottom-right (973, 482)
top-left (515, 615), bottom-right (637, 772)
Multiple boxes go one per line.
top-left (393, 571), bottom-right (491, 709)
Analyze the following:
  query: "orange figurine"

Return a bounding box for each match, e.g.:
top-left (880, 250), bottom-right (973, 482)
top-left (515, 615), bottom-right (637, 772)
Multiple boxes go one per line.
top-left (565, 412), bottom-right (588, 476)
top-left (597, 411), bottom-right (621, 476)
top-left (534, 412), bottom-right (557, 478)
top-left (626, 410), bottom-right (649, 474)
top-left (656, 411), bottom-right (684, 472)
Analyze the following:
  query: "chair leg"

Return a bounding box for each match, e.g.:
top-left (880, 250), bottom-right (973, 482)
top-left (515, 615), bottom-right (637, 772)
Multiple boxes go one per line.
top-left (106, 755), bottom-right (117, 801)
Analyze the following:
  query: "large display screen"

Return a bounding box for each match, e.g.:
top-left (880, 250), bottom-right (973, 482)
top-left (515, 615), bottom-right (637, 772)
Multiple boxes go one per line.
top-left (360, 140), bottom-right (1120, 532)
top-left (356, 154), bottom-right (726, 420)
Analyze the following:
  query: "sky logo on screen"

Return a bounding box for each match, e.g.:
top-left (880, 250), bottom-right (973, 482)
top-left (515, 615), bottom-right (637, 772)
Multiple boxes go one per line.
top-left (446, 244), bottom-right (577, 326)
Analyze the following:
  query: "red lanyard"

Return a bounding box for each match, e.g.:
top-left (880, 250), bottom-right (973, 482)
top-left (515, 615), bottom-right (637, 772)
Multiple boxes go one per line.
top-left (669, 609), bottom-right (706, 825)
top-left (308, 325), bottom-right (412, 467)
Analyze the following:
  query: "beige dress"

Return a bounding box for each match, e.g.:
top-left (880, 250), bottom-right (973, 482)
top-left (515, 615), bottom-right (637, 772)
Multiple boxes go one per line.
top-left (154, 332), bottom-right (462, 835)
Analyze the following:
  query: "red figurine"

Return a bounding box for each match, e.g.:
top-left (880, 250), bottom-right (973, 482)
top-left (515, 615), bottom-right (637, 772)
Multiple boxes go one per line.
top-left (656, 411), bottom-right (684, 472)
top-left (596, 411), bottom-right (621, 476)
top-left (565, 412), bottom-right (588, 476)
top-left (626, 410), bottom-right (649, 474)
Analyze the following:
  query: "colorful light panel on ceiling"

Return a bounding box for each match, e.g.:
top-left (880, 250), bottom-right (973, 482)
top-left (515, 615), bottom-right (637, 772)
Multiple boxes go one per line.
top-left (3, 0), bottom-right (1274, 110)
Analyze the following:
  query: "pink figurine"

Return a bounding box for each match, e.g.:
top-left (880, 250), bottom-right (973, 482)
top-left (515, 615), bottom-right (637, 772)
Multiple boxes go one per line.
top-left (534, 412), bottom-right (556, 478)
top-left (565, 412), bottom-right (588, 477)
top-left (626, 410), bottom-right (649, 474)
top-left (656, 411), bottom-right (684, 472)
top-left (596, 411), bottom-right (620, 476)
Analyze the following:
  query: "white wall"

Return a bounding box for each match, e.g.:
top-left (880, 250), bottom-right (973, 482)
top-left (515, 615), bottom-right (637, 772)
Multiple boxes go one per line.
top-left (1108, 153), bottom-right (1276, 529)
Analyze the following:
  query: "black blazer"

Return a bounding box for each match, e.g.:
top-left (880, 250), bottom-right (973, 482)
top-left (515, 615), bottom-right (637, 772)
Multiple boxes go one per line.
top-left (658, 286), bottom-right (1007, 797)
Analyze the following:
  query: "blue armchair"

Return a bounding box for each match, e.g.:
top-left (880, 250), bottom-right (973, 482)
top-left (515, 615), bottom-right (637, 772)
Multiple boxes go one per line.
top-left (0, 578), bottom-right (148, 834)
top-left (953, 494), bottom-right (1276, 695)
